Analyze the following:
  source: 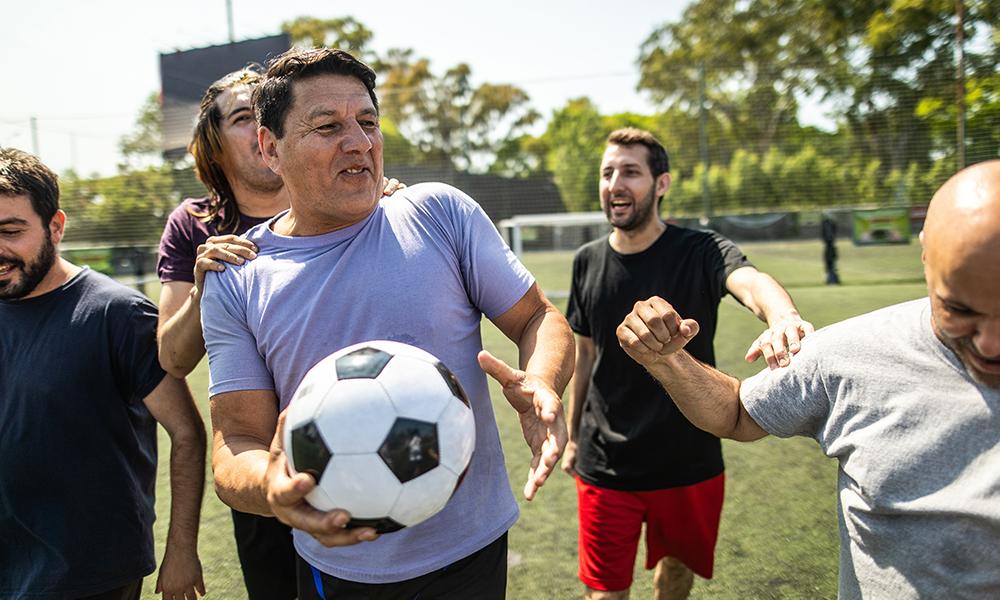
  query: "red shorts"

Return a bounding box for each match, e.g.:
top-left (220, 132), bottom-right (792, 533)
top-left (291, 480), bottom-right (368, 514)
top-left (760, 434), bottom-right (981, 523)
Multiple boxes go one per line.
top-left (576, 474), bottom-right (725, 592)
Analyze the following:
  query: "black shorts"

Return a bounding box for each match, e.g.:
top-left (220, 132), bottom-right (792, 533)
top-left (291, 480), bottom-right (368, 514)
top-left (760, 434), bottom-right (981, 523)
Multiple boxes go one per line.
top-left (77, 579), bottom-right (141, 600)
top-left (298, 532), bottom-right (508, 600)
top-left (231, 509), bottom-right (298, 600)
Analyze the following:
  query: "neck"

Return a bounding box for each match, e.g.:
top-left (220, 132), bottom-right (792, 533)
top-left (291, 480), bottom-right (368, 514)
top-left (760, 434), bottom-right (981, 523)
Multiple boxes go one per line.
top-left (231, 181), bottom-right (289, 219)
top-left (22, 257), bottom-right (81, 300)
top-left (609, 217), bottom-right (666, 254)
top-left (272, 207), bottom-right (372, 237)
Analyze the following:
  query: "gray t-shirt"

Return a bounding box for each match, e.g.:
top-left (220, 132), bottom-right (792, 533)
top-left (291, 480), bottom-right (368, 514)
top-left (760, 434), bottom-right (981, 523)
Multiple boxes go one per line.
top-left (740, 298), bottom-right (1000, 599)
top-left (202, 183), bottom-right (533, 583)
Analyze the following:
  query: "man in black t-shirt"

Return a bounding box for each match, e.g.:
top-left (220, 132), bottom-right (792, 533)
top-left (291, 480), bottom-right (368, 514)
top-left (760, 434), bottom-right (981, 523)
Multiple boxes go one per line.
top-left (563, 129), bottom-right (813, 600)
top-left (0, 148), bottom-right (206, 599)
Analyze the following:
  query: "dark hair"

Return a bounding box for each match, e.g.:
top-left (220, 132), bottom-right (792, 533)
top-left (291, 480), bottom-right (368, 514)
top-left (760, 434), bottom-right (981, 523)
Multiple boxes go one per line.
top-left (0, 147), bottom-right (60, 224)
top-left (188, 67), bottom-right (264, 233)
top-left (607, 128), bottom-right (671, 178)
top-left (254, 47), bottom-right (378, 139)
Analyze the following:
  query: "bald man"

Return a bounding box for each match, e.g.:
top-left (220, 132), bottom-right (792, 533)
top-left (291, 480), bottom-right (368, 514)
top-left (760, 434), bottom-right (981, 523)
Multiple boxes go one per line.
top-left (615, 160), bottom-right (1000, 599)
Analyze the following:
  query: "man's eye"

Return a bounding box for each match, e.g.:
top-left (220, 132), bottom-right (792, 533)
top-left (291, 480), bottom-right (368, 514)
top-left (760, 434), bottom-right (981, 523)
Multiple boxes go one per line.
top-left (946, 303), bottom-right (974, 315)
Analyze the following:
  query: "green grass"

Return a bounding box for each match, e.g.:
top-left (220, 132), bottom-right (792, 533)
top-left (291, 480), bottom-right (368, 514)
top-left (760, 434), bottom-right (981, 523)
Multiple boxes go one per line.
top-left (142, 239), bottom-right (925, 599)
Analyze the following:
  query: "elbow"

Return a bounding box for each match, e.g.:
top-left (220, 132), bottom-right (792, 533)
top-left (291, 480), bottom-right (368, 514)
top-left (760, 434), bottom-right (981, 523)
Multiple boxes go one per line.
top-left (159, 347), bottom-right (195, 379)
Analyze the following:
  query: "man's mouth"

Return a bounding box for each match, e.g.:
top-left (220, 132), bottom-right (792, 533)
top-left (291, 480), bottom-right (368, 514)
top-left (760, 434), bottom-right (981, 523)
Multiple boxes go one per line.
top-left (967, 350), bottom-right (1000, 375)
top-left (0, 262), bottom-right (19, 276)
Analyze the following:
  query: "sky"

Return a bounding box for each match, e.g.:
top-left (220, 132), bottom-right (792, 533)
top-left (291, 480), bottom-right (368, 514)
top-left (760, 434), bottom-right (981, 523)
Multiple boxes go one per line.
top-left (1, 0), bottom-right (694, 177)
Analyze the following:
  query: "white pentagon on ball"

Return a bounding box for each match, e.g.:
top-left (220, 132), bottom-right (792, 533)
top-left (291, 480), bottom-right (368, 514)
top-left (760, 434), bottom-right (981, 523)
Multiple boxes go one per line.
top-left (283, 340), bottom-right (476, 533)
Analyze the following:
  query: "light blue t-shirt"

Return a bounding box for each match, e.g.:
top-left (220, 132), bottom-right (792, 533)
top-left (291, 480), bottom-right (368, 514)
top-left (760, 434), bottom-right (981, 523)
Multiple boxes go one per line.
top-left (202, 182), bottom-right (532, 583)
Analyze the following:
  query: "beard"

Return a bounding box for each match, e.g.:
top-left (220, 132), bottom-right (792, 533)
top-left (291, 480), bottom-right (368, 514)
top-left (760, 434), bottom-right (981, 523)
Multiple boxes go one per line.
top-left (604, 184), bottom-right (658, 232)
top-left (0, 230), bottom-right (57, 300)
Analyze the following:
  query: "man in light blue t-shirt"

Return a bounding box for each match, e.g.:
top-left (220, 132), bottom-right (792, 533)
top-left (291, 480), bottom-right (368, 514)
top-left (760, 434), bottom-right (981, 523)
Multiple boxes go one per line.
top-left (614, 160), bottom-right (1000, 599)
top-left (201, 47), bottom-right (574, 599)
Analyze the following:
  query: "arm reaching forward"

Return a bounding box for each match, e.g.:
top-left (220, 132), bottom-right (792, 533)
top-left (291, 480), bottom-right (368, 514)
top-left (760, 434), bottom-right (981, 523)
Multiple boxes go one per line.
top-left (616, 296), bottom-right (768, 442)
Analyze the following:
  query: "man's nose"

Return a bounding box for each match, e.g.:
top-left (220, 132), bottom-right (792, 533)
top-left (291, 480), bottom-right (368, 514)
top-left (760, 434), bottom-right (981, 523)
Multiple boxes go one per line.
top-left (973, 317), bottom-right (1000, 359)
top-left (341, 121), bottom-right (373, 153)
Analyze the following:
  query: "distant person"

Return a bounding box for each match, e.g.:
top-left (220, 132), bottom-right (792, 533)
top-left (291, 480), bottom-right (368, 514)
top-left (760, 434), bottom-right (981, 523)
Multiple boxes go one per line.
top-left (200, 47), bottom-right (573, 599)
top-left (0, 147), bottom-right (206, 599)
top-left (155, 67), bottom-right (403, 600)
top-left (821, 212), bottom-right (840, 285)
top-left (563, 128), bottom-right (813, 599)
top-left (616, 160), bottom-right (1000, 599)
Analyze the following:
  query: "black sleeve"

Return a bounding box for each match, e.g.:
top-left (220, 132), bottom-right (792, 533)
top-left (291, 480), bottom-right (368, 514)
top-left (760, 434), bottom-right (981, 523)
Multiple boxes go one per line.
top-left (706, 231), bottom-right (753, 300)
top-left (109, 295), bottom-right (168, 404)
top-left (565, 249), bottom-right (591, 337)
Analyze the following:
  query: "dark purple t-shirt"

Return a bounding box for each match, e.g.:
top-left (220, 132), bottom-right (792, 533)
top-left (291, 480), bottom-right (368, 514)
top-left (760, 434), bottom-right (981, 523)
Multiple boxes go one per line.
top-left (157, 197), bottom-right (271, 284)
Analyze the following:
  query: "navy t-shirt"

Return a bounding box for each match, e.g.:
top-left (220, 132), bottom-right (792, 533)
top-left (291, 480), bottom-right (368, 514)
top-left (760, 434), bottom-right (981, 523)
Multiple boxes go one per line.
top-left (566, 226), bottom-right (751, 490)
top-left (0, 268), bottom-right (166, 597)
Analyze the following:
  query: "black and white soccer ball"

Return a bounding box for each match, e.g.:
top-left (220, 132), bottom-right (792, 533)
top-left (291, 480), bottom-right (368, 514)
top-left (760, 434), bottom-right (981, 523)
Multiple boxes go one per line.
top-left (283, 340), bottom-right (475, 534)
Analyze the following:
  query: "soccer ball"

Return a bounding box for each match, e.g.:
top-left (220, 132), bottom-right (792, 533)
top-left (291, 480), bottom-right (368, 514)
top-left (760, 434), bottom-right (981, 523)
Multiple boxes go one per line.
top-left (283, 340), bottom-right (476, 533)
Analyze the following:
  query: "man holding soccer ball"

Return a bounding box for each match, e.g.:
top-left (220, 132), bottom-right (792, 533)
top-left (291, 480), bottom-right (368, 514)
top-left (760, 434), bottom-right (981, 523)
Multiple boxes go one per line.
top-left (201, 47), bottom-right (574, 599)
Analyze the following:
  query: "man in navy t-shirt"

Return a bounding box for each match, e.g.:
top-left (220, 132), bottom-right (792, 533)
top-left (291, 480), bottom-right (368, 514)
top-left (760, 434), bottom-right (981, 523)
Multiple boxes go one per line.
top-left (0, 148), bottom-right (206, 599)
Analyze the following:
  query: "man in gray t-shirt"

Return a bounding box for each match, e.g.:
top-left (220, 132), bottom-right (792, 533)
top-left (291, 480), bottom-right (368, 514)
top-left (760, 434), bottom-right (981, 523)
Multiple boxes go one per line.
top-left (613, 159), bottom-right (1000, 599)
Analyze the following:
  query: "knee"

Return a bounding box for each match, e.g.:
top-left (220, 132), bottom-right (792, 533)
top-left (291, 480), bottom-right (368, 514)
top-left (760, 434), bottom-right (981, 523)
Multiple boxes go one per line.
top-left (585, 586), bottom-right (629, 600)
top-left (654, 557), bottom-right (692, 583)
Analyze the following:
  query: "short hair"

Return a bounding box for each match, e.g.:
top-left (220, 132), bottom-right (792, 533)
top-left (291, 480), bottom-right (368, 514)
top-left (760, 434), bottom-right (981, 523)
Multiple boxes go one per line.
top-left (606, 128), bottom-right (671, 179)
top-left (0, 147), bottom-right (60, 225)
top-left (254, 47), bottom-right (378, 140)
top-left (188, 67), bottom-right (264, 233)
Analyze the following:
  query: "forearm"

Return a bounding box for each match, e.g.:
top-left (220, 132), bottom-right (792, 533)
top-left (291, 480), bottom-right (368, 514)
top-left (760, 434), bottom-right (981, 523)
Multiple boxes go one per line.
top-left (515, 303), bottom-right (575, 396)
top-left (158, 289), bottom-right (208, 377)
top-left (567, 347), bottom-right (594, 440)
top-left (212, 436), bottom-right (275, 516)
top-left (164, 426), bottom-right (207, 554)
top-left (746, 273), bottom-right (802, 326)
top-left (644, 351), bottom-right (764, 441)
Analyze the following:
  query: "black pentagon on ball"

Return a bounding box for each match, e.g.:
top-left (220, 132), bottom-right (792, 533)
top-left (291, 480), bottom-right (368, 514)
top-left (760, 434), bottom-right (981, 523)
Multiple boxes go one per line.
top-left (377, 417), bottom-right (439, 483)
top-left (336, 347), bottom-right (392, 379)
top-left (347, 516), bottom-right (405, 534)
top-left (290, 421), bottom-right (332, 480)
top-left (435, 361), bottom-right (471, 407)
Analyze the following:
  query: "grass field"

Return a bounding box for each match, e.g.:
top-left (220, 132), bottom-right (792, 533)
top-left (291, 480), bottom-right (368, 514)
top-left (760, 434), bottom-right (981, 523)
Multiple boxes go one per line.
top-left (141, 238), bottom-right (926, 599)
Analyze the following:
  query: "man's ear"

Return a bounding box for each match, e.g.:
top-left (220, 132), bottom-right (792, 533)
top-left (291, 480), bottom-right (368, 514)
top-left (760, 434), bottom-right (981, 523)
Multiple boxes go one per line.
top-left (49, 210), bottom-right (67, 245)
top-left (655, 172), bottom-right (672, 199)
top-left (919, 230), bottom-right (926, 265)
top-left (258, 127), bottom-right (281, 175)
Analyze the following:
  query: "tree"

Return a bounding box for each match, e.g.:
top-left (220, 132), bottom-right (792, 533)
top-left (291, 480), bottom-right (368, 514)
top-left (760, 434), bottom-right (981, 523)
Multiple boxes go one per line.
top-left (281, 16), bottom-right (375, 61)
top-left (541, 98), bottom-right (606, 212)
top-left (638, 0), bottom-right (833, 155)
top-left (118, 93), bottom-right (165, 172)
top-left (379, 59), bottom-right (540, 172)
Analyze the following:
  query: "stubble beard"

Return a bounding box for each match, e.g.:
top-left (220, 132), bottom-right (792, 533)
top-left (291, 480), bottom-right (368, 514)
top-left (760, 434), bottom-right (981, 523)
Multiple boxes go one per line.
top-left (606, 185), bottom-right (658, 232)
top-left (0, 230), bottom-right (57, 300)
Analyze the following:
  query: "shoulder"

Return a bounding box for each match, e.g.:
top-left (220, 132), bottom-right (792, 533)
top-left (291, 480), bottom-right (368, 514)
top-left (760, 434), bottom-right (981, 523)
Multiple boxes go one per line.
top-left (165, 197), bottom-right (212, 224)
top-left (76, 270), bottom-right (158, 318)
top-left (393, 182), bottom-right (478, 212)
top-left (574, 236), bottom-right (610, 261)
top-left (384, 183), bottom-right (486, 233)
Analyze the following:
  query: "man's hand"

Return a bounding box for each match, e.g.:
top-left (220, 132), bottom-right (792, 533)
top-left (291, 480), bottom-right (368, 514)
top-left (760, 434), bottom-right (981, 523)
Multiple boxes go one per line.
top-left (193, 235), bottom-right (258, 292)
top-left (382, 176), bottom-right (406, 196)
top-left (266, 413), bottom-right (378, 547)
top-left (155, 548), bottom-right (205, 600)
top-left (478, 350), bottom-right (567, 501)
top-left (616, 296), bottom-right (700, 367)
top-left (561, 439), bottom-right (578, 478)
top-left (743, 315), bottom-right (815, 369)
